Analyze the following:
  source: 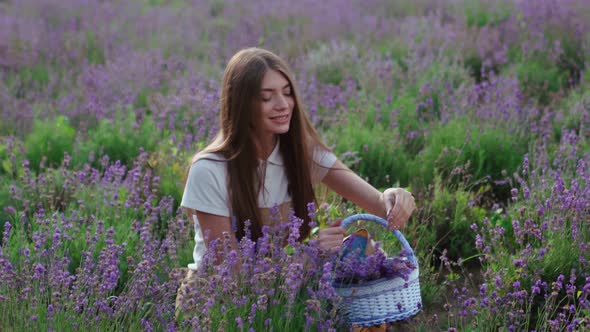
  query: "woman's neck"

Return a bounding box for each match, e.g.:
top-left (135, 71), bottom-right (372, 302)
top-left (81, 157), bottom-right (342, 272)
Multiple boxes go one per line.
top-left (253, 134), bottom-right (277, 160)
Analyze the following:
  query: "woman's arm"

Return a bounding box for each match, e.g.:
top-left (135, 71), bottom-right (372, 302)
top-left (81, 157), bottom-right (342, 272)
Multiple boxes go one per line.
top-left (185, 208), bottom-right (237, 261)
top-left (321, 160), bottom-right (388, 218)
top-left (318, 160), bottom-right (416, 252)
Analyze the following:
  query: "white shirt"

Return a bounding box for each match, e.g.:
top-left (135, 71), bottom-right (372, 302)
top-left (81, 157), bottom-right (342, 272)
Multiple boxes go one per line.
top-left (181, 140), bottom-right (337, 270)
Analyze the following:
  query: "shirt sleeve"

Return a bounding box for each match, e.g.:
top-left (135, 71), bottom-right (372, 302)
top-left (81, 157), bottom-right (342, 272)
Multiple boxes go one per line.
top-left (181, 159), bottom-right (231, 217)
top-left (311, 146), bottom-right (338, 184)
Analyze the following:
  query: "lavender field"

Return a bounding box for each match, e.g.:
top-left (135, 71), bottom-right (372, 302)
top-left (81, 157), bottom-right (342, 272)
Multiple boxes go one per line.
top-left (1, 0), bottom-right (589, 331)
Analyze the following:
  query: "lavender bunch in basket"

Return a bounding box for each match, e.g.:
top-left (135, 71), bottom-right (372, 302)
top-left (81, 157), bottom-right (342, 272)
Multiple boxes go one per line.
top-left (332, 233), bottom-right (416, 285)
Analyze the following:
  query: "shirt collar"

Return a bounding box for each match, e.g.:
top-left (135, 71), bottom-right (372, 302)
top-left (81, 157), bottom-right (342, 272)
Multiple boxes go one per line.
top-left (266, 137), bottom-right (283, 166)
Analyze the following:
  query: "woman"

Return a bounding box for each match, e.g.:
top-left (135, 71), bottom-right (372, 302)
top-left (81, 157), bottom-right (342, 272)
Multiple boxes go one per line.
top-left (177, 47), bottom-right (416, 319)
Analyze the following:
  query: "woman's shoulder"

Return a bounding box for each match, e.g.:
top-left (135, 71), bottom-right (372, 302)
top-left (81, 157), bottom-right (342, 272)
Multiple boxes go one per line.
top-left (188, 152), bottom-right (227, 175)
top-left (182, 151), bottom-right (230, 214)
top-left (194, 151), bottom-right (227, 163)
top-left (311, 144), bottom-right (336, 164)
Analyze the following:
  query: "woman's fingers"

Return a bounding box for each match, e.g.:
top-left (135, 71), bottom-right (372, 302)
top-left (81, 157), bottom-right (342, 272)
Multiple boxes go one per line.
top-left (318, 226), bottom-right (347, 253)
top-left (384, 191), bottom-right (396, 218)
top-left (384, 188), bottom-right (416, 230)
top-left (330, 219), bottom-right (343, 227)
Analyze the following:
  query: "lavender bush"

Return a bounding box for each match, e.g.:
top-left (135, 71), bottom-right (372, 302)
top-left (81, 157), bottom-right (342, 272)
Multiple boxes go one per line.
top-left (176, 209), bottom-right (346, 331)
top-left (447, 129), bottom-right (590, 331)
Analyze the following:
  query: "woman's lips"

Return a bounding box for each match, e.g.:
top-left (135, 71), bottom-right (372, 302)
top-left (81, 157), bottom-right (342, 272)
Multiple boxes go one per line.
top-left (270, 114), bottom-right (290, 124)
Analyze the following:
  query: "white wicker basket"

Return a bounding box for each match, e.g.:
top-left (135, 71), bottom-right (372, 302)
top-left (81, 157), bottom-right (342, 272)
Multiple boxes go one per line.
top-left (333, 214), bottom-right (422, 327)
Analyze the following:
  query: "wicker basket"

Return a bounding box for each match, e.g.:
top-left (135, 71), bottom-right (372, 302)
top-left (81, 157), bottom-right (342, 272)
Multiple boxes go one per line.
top-left (332, 214), bottom-right (422, 327)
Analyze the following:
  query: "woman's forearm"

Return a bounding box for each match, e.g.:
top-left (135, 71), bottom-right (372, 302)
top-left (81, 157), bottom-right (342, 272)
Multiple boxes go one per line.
top-left (321, 160), bottom-right (387, 218)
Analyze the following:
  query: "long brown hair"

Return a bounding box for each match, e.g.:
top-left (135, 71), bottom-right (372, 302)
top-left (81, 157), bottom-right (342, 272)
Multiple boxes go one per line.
top-left (187, 47), bottom-right (329, 241)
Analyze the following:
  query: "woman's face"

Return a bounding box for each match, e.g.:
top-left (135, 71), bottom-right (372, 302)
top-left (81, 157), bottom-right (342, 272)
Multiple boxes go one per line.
top-left (253, 69), bottom-right (295, 142)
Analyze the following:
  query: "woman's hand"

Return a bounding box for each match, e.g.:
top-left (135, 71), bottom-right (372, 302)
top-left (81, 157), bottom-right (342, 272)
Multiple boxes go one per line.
top-left (318, 219), bottom-right (347, 254)
top-left (382, 188), bottom-right (416, 231)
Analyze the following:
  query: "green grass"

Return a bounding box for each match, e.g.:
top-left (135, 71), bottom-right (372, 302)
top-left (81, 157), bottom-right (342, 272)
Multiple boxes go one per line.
top-left (73, 110), bottom-right (159, 169)
top-left (326, 102), bottom-right (411, 188)
top-left (24, 116), bottom-right (76, 173)
top-left (416, 116), bottom-right (527, 186)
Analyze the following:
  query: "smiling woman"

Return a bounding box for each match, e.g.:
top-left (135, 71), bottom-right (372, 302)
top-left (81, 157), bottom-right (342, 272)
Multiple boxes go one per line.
top-left (176, 47), bottom-right (416, 320)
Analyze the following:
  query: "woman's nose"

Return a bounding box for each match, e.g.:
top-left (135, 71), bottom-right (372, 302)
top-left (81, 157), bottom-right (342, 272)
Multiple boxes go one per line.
top-left (276, 95), bottom-right (289, 110)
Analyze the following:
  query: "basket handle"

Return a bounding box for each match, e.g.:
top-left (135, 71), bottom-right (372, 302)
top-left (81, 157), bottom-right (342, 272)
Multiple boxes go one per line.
top-left (340, 213), bottom-right (417, 265)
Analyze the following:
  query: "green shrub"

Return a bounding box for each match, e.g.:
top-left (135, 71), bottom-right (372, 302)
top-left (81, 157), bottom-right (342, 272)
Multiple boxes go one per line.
top-left (0, 136), bottom-right (25, 179)
top-left (423, 177), bottom-right (487, 260)
top-left (19, 64), bottom-right (50, 91)
top-left (391, 93), bottom-right (425, 157)
top-left (134, 87), bottom-right (151, 110)
top-left (553, 92), bottom-right (589, 151)
top-left (2, 63), bottom-right (51, 100)
top-left (397, 59), bottom-right (472, 150)
top-left (371, 39), bottom-right (410, 72)
top-left (209, 0), bottom-right (225, 16)
top-left (416, 117), bottom-right (526, 186)
top-left (462, 0), bottom-right (512, 28)
top-left (153, 159), bottom-right (184, 207)
top-left (0, 179), bottom-right (18, 236)
top-left (353, 132), bottom-right (410, 189)
top-left (513, 57), bottom-right (567, 105)
top-left (463, 54), bottom-right (484, 82)
top-left (0, 145), bottom-right (5, 176)
top-left (304, 42), bottom-right (360, 85)
top-left (540, 229), bottom-right (582, 284)
top-left (326, 105), bottom-right (411, 188)
top-left (538, 14), bottom-right (587, 89)
top-left (147, 139), bottom-right (188, 207)
top-left (24, 116), bottom-right (76, 173)
top-left (398, 194), bottom-right (453, 309)
top-left (555, 38), bottom-right (585, 88)
top-left (85, 30), bottom-right (106, 65)
top-left (462, 53), bottom-right (504, 83)
top-left (74, 111), bottom-right (159, 168)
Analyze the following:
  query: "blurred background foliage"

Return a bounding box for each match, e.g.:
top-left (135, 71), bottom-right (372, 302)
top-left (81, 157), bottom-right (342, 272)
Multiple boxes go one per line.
top-left (1, 0), bottom-right (589, 330)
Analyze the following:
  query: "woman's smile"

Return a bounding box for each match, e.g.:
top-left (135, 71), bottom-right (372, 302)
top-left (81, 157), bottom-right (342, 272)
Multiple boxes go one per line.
top-left (270, 113), bottom-right (290, 124)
